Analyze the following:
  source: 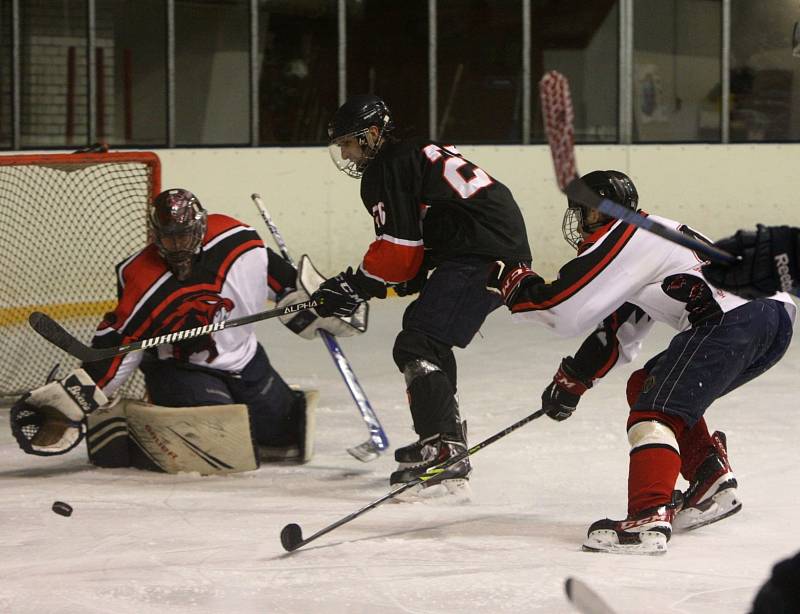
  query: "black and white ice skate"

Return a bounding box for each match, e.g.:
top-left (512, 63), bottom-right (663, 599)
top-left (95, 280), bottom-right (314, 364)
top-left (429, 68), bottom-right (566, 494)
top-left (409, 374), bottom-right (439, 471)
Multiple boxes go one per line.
top-left (394, 421), bottom-right (468, 469)
top-left (583, 492), bottom-right (681, 556)
top-left (390, 432), bottom-right (472, 500)
top-left (674, 431), bottom-right (741, 531)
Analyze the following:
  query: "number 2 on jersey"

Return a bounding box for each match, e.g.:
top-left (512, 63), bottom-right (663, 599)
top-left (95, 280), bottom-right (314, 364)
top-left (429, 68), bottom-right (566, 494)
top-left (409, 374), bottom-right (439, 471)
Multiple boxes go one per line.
top-left (423, 144), bottom-right (493, 198)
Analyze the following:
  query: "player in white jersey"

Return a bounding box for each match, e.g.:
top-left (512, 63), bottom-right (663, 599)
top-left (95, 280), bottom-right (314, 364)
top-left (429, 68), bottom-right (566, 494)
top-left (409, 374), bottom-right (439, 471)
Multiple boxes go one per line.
top-left (487, 170), bottom-right (796, 555)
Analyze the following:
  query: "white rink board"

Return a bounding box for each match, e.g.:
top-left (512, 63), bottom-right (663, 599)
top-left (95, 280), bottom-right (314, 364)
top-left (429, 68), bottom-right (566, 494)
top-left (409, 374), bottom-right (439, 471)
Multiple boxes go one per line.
top-left (1, 297), bottom-right (798, 613)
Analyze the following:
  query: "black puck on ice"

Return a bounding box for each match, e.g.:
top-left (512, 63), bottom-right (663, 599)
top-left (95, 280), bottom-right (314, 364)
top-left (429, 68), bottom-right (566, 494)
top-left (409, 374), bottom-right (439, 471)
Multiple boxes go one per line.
top-left (51, 501), bottom-right (73, 517)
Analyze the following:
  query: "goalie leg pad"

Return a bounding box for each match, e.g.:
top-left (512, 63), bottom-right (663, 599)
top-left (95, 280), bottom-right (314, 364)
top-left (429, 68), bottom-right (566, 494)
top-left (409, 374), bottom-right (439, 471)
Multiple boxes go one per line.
top-left (125, 401), bottom-right (259, 474)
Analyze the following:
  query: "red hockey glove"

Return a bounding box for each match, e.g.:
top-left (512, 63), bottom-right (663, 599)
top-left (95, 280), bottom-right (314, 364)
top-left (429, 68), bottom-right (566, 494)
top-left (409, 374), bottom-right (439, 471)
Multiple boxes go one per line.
top-left (541, 358), bottom-right (593, 421)
top-left (486, 260), bottom-right (541, 307)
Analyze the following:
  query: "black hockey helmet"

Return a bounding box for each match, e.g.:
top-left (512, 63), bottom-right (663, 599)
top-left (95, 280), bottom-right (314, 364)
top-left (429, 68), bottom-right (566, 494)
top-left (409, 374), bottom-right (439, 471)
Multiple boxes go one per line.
top-left (563, 170), bottom-right (638, 249)
top-left (148, 188), bottom-right (207, 280)
top-left (328, 94), bottom-right (394, 178)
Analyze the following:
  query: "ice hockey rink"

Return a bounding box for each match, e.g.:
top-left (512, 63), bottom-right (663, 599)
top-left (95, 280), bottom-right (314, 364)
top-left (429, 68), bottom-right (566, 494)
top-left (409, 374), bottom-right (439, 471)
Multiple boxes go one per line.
top-left (1, 296), bottom-right (798, 614)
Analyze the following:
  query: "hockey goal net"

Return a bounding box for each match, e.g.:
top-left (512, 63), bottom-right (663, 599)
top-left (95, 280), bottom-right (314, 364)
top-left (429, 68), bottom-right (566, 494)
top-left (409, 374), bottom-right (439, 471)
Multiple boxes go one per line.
top-left (0, 151), bottom-right (160, 399)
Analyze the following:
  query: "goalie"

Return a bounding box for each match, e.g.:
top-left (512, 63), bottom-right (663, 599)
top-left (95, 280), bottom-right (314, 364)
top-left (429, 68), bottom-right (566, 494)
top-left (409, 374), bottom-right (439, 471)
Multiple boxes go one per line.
top-left (10, 188), bottom-right (364, 474)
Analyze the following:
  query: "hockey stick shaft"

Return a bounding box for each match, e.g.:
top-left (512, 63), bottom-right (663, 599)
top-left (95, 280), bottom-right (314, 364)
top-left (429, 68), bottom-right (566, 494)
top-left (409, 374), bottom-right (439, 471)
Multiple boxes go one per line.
top-left (250, 194), bottom-right (389, 453)
top-left (564, 180), bottom-right (737, 264)
top-left (28, 300), bottom-right (318, 363)
top-left (251, 193), bottom-right (296, 268)
top-left (539, 70), bottom-right (736, 266)
top-left (281, 408), bottom-right (547, 552)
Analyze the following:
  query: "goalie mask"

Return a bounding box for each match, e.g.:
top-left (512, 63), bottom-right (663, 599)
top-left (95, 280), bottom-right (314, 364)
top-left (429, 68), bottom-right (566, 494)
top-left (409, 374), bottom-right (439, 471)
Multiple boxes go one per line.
top-left (563, 170), bottom-right (639, 249)
top-left (328, 94), bottom-right (394, 179)
top-left (149, 189), bottom-right (208, 280)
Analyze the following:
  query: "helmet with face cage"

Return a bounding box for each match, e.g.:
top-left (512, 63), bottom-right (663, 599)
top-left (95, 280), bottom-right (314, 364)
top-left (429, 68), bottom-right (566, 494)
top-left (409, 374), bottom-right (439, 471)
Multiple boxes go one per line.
top-left (563, 170), bottom-right (638, 249)
top-left (148, 188), bottom-right (207, 280)
top-left (327, 94), bottom-right (394, 178)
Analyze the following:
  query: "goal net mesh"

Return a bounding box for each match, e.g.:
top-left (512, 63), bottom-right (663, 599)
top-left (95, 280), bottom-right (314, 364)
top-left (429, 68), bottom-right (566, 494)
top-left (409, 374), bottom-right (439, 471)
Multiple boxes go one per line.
top-left (0, 152), bottom-right (160, 399)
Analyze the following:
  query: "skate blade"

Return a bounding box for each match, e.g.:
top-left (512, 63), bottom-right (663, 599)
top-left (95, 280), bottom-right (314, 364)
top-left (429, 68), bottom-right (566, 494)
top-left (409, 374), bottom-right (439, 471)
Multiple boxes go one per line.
top-left (347, 440), bottom-right (382, 462)
top-left (673, 488), bottom-right (742, 532)
top-left (393, 479), bottom-right (472, 504)
top-left (582, 530), bottom-right (668, 556)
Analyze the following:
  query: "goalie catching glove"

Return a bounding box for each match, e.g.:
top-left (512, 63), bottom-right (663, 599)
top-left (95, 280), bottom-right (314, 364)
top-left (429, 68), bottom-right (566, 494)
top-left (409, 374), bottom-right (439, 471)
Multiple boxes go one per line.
top-left (11, 368), bottom-right (108, 456)
top-left (278, 254), bottom-right (368, 339)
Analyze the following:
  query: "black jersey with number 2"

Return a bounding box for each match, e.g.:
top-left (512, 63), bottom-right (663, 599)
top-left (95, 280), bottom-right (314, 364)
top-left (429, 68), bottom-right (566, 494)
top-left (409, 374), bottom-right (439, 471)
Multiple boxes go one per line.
top-left (356, 137), bottom-right (531, 290)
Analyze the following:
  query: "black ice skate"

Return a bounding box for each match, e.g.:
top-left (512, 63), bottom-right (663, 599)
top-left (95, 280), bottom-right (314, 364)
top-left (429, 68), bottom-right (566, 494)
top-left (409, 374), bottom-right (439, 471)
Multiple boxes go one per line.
top-left (390, 430), bottom-right (472, 499)
top-left (583, 492), bottom-right (681, 555)
top-left (674, 431), bottom-right (741, 531)
top-left (394, 421), bottom-right (468, 468)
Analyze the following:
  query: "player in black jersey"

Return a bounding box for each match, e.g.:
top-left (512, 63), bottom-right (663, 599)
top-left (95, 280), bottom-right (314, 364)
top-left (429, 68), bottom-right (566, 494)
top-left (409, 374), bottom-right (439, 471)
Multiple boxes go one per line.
top-left (310, 94), bottom-right (532, 493)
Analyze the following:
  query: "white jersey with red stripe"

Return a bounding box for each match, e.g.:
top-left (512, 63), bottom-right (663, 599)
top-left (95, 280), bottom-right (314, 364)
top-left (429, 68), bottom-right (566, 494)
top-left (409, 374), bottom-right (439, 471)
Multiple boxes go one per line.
top-left (83, 214), bottom-right (276, 397)
top-left (511, 213), bottom-right (796, 370)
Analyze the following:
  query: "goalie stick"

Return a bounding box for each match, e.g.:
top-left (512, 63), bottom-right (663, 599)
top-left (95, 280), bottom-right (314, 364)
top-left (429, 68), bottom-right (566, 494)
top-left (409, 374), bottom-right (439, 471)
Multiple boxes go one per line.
top-left (251, 193), bottom-right (389, 461)
top-left (28, 300), bottom-right (318, 363)
top-left (539, 70), bottom-right (737, 266)
top-left (280, 409), bottom-right (547, 552)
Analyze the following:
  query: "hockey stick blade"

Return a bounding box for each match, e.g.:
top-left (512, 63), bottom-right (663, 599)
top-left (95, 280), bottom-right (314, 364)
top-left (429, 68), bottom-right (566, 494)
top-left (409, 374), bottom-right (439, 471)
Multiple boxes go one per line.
top-left (346, 439), bottom-right (382, 462)
top-left (564, 179), bottom-right (737, 265)
top-left (280, 409), bottom-right (547, 552)
top-left (29, 299), bottom-right (319, 362)
top-left (565, 577), bottom-right (618, 614)
top-left (280, 523), bottom-right (304, 552)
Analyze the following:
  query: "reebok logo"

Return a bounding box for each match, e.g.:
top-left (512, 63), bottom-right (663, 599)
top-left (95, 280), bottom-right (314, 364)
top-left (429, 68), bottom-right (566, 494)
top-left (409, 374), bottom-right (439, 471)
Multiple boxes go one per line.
top-left (774, 253), bottom-right (795, 292)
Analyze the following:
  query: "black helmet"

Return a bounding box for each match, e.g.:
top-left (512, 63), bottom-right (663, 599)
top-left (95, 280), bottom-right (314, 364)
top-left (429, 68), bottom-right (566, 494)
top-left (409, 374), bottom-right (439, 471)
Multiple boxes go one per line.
top-left (148, 188), bottom-right (207, 280)
top-left (563, 170), bottom-right (639, 249)
top-left (328, 94), bottom-right (394, 178)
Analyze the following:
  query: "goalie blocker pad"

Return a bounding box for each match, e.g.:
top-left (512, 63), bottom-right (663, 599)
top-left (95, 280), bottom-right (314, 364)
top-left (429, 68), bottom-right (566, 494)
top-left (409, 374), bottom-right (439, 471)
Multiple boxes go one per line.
top-left (278, 254), bottom-right (368, 339)
top-left (86, 400), bottom-right (259, 475)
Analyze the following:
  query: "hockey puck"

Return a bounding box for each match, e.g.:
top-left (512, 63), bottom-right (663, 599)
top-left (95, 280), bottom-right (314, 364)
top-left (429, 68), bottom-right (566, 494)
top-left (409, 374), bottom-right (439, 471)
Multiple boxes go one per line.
top-left (51, 501), bottom-right (73, 517)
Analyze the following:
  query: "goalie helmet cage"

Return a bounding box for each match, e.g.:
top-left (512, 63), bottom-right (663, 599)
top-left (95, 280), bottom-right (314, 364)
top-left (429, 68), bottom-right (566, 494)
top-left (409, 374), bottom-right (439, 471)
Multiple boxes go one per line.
top-left (0, 151), bottom-right (161, 399)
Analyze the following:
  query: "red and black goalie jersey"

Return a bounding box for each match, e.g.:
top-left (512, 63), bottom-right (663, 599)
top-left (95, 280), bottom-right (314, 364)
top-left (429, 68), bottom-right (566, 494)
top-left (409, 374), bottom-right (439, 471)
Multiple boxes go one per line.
top-left (83, 214), bottom-right (296, 396)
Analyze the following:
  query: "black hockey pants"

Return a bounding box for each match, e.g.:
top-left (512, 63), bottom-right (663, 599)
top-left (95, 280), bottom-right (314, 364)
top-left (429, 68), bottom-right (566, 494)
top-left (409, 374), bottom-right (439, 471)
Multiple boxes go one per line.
top-left (392, 256), bottom-right (502, 437)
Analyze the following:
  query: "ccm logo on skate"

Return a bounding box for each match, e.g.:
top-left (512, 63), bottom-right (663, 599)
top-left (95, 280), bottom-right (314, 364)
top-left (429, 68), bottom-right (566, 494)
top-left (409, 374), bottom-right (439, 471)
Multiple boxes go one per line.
top-left (774, 253), bottom-right (796, 292)
top-left (618, 514), bottom-right (662, 530)
top-left (141, 322), bottom-right (226, 348)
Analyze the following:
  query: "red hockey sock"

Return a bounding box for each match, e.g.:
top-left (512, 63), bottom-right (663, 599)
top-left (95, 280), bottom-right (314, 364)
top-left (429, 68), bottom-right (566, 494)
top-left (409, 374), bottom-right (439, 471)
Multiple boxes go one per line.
top-left (628, 446), bottom-right (681, 516)
top-left (677, 417), bottom-right (714, 482)
top-left (626, 411), bottom-right (686, 516)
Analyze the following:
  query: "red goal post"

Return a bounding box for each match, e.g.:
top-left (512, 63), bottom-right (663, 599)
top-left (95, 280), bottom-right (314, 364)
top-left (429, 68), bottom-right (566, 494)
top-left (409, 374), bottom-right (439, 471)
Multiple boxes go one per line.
top-left (0, 151), bottom-right (160, 398)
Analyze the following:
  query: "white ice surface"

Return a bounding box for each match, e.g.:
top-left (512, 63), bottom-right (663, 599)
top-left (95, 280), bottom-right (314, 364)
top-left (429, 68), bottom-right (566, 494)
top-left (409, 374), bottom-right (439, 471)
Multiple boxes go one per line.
top-left (2, 297), bottom-right (799, 614)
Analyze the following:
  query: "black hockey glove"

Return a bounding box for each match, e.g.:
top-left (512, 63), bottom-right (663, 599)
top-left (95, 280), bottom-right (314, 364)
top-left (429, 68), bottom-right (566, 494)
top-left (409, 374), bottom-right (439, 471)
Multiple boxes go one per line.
top-left (311, 267), bottom-right (371, 318)
top-left (541, 358), bottom-right (593, 421)
top-left (486, 260), bottom-right (541, 307)
top-left (702, 225), bottom-right (800, 299)
top-left (393, 266), bottom-right (429, 297)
